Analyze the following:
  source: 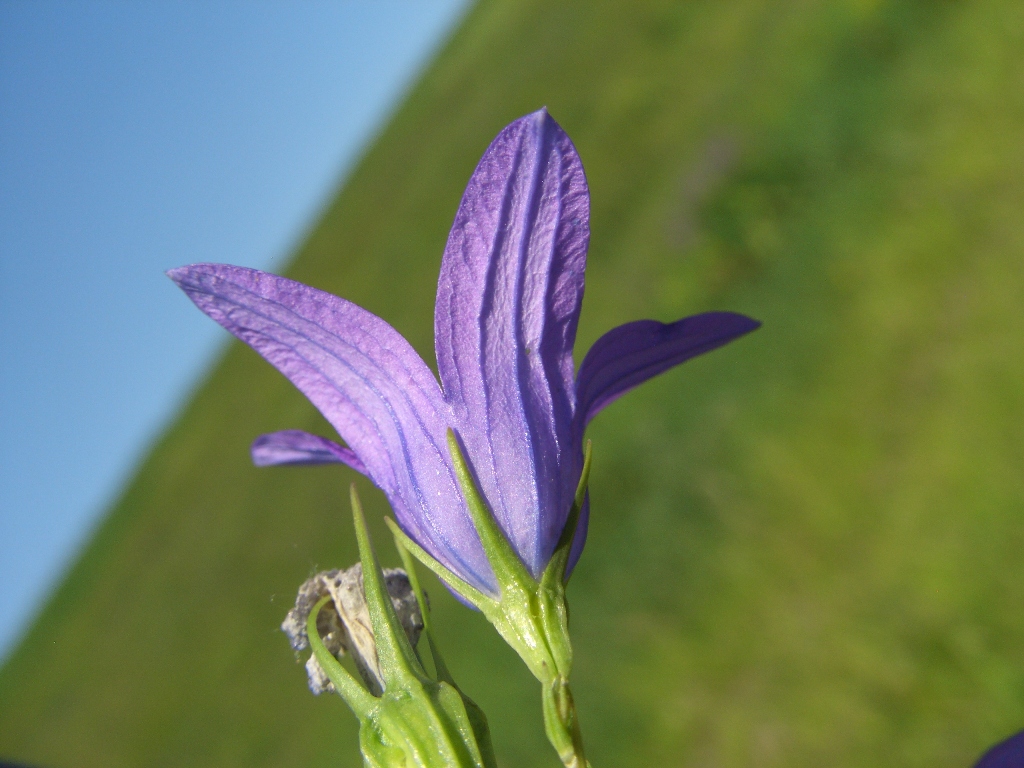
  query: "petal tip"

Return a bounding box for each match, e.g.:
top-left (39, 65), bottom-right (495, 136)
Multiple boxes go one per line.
top-left (706, 311), bottom-right (762, 338)
top-left (509, 106), bottom-right (566, 143)
top-left (165, 265), bottom-right (188, 284)
top-left (736, 313), bottom-right (763, 334)
top-left (166, 263), bottom-right (219, 289)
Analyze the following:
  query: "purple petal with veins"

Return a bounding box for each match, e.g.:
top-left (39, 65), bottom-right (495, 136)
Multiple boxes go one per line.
top-left (169, 109), bottom-right (759, 597)
top-left (168, 263), bottom-right (495, 594)
top-left (575, 312), bottom-right (761, 432)
top-left (251, 430), bottom-right (367, 473)
top-left (435, 109), bottom-right (588, 576)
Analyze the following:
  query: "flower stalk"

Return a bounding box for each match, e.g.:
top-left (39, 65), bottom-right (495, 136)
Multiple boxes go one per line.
top-left (543, 675), bottom-right (588, 768)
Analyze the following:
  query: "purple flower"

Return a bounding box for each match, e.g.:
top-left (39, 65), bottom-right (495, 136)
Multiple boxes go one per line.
top-left (169, 109), bottom-right (758, 599)
top-left (975, 729), bottom-right (1024, 768)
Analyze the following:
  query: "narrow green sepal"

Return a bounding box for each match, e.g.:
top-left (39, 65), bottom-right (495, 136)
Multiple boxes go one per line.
top-left (384, 516), bottom-right (492, 609)
top-left (306, 596), bottom-right (376, 717)
top-left (350, 484), bottom-right (427, 684)
top-left (393, 532), bottom-right (456, 686)
top-left (446, 430), bottom-right (535, 587)
top-left (434, 430), bottom-right (582, 684)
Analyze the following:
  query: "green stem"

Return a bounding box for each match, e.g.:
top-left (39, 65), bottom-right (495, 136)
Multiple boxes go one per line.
top-left (542, 675), bottom-right (590, 768)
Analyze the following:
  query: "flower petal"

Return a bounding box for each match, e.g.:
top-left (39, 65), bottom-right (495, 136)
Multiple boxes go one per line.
top-left (974, 728), bottom-right (1024, 767)
top-left (575, 312), bottom-right (761, 429)
top-left (566, 493), bottom-right (589, 578)
top-left (251, 429), bottom-right (367, 473)
top-left (168, 264), bottom-right (496, 594)
top-left (434, 109), bottom-right (589, 575)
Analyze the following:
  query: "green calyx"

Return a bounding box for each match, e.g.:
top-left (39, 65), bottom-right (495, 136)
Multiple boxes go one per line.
top-left (386, 432), bottom-right (592, 684)
top-left (386, 431), bottom-right (594, 768)
top-left (306, 484), bottom-right (496, 768)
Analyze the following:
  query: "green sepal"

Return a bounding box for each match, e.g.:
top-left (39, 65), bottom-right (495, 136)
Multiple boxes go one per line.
top-left (385, 517), bottom-right (491, 609)
top-left (393, 531), bottom-right (455, 686)
top-left (446, 430), bottom-right (535, 588)
top-left (306, 596), bottom-right (376, 718)
top-left (392, 431), bottom-right (593, 685)
top-left (350, 484), bottom-right (427, 685)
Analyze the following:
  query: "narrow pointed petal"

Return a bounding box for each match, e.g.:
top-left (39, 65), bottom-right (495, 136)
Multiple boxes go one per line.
top-left (434, 109), bottom-right (589, 575)
top-left (168, 264), bottom-right (495, 594)
top-left (564, 312), bottom-right (758, 578)
top-left (575, 312), bottom-right (761, 429)
top-left (252, 429), bottom-right (368, 473)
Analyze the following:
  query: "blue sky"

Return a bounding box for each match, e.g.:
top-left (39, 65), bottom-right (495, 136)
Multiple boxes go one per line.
top-left (0, 0), bottom-right (468, 661)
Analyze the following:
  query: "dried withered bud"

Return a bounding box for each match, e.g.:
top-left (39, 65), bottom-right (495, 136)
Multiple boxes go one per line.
top-left (281, 563), bottom-right (423, 696)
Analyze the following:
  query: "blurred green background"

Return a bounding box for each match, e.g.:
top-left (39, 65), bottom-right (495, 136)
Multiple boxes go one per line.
top-left (3, 0), bottom-right (1023, 765)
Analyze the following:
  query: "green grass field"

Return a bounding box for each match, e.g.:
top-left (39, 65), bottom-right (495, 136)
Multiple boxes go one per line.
top-left (3, 0), bottom-right (1024, 765)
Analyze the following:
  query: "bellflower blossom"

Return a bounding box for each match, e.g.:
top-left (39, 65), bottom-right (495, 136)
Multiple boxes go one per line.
top-left (169, 109), bottom-right (758, 602)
